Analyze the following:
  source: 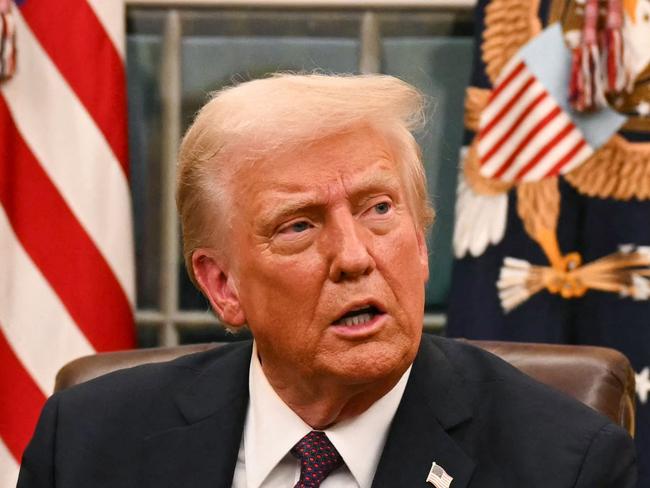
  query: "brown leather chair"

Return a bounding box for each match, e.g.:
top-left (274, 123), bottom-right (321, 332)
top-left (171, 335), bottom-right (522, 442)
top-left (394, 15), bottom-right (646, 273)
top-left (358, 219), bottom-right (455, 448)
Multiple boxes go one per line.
top-left (54, 339), bottom-right (636, 436)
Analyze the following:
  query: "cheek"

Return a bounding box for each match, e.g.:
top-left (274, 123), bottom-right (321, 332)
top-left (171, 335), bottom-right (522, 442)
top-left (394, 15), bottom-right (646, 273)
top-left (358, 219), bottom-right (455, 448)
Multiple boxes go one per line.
top-left (375, 230), bottom-right (427, 308)
top-left (381, 230), bottom-right (426, 277)
top-left (239, 251), bottom-right (327, 327)
top-left (264, 251), bottom-right (328, 294)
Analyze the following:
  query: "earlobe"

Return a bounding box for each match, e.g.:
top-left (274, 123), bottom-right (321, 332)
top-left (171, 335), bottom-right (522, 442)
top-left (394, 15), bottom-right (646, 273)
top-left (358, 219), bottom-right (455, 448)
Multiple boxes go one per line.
top-left (191, 249), bottom-right (247, 327)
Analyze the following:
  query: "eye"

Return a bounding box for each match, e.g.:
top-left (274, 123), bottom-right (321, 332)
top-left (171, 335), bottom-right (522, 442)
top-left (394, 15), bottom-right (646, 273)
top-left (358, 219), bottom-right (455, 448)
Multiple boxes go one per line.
top-left (279, 220), bottom-right (313, 234)
top-left (373, 201), bottom-right (392, 215)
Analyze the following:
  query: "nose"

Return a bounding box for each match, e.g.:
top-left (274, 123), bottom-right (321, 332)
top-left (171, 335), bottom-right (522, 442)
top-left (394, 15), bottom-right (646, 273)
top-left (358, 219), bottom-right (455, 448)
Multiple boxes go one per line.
top-left (326, 208), bottom-right (376, 282)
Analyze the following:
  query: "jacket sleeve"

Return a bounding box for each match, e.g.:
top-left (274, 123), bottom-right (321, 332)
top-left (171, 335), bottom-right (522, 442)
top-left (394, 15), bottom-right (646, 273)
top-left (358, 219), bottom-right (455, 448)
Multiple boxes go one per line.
top-left (16, 394), bottom-right (60, 488)
top-left (574, 422), bottom-right (637, 488)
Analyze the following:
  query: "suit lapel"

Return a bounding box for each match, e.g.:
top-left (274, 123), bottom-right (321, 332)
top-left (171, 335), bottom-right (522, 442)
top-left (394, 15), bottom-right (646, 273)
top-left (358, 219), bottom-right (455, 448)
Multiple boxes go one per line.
top-left (372, 336), bottom-right (476, 488)
top-left (139, 342), bottom-right (252, 488)
top-left (137, 337), bottom-right (479, 487)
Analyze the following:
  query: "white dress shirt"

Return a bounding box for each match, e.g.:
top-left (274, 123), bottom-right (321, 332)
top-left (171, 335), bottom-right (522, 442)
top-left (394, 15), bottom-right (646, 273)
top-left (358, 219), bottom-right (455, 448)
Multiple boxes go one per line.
top-left (232, 342), bottom-right (411, 488)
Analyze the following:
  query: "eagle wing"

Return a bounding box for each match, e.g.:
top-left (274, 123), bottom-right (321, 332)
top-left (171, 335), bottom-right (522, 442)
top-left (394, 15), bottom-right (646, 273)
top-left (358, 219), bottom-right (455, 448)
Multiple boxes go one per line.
top-left (455, 0), bottom-right (546, 258)
top-left (482, 0), bottom-right (542, 84)
top-left (517, 177), bottom-right (561, 243)
top-left (564, 135), bottom-right (650, 200)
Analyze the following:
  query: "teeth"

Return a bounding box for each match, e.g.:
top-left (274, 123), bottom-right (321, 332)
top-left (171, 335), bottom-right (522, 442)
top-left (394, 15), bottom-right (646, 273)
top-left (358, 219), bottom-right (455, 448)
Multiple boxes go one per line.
top-left (340, 313), bottom-right (373, 326)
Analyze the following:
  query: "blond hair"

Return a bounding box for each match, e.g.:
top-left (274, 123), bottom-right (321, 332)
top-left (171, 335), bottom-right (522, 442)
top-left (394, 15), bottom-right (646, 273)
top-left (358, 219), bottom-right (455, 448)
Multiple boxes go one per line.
top-left (177, 73), bottom-right (434, 284)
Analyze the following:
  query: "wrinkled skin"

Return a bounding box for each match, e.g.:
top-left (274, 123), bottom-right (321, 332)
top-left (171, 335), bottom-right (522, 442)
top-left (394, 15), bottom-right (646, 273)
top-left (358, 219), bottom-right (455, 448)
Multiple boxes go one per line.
top-left (193, 127), bottom-right (429, 427)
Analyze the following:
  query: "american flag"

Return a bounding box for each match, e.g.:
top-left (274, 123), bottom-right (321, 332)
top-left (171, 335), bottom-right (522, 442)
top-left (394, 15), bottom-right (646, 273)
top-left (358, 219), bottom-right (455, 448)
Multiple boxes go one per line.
top-left (477, 23), bottom-right (625, 183)
top-left (477, 56), bottom-right (594, 182)
top-left (0, 1), bottom-right (135, 485)
top-left (426, 462), bottom-right (453, 488)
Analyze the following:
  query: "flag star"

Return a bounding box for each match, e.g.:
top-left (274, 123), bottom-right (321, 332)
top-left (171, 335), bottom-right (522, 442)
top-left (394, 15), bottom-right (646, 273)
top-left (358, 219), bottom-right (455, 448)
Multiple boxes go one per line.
top-left (635, 367), bottom-right (650, 404)
top-left (637, 101), bottom-right (650, 117)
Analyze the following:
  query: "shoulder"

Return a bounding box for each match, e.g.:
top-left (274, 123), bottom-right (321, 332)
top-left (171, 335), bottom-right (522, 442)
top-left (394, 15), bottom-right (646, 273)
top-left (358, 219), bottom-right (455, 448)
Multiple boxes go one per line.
top-left (417, 335), bottom-right (637, 486)
top-left (421, 334), bottom-right (615, 429)
top-left (51, 340), bottom-right (253, 420)
top-left (19, 340), bottom-right (253, 486)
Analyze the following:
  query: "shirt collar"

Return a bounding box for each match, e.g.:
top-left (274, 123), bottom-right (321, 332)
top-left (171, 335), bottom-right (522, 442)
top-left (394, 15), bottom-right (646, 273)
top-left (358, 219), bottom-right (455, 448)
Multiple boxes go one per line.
top-left (244, 341), bottom-right (411, 488)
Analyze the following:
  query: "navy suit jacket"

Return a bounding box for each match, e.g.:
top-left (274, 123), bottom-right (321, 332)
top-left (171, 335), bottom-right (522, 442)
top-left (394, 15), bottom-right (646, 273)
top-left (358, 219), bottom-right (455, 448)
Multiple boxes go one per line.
top-left (18, 335), bottom-right (637, 487)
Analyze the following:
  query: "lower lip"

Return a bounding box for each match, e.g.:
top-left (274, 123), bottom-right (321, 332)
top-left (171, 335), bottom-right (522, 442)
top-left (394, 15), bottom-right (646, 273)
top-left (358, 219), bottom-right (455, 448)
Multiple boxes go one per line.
top-left (330, 313), bottom-right (388, 339)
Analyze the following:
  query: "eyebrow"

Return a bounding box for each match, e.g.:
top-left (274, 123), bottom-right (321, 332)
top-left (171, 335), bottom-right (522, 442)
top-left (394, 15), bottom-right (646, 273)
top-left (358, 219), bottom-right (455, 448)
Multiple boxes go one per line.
top-left (257, 195), bottom-right (324, 228)
top-left (347, 171), bottom-right (402, 202)
top-left (256, 170), bottom-right (402, 229)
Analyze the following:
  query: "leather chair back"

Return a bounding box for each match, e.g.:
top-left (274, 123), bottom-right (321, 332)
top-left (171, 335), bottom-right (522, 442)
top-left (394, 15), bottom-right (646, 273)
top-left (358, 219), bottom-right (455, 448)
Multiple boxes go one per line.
top-left (467, 340), bottom-right (635, 436)
top-left (54, 339), bottom-right (636, 436)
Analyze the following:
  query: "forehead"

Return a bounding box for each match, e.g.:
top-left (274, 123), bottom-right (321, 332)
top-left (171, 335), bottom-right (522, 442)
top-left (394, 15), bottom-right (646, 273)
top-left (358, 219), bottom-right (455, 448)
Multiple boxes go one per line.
top-left (230, 127), bottom-right (403, 199)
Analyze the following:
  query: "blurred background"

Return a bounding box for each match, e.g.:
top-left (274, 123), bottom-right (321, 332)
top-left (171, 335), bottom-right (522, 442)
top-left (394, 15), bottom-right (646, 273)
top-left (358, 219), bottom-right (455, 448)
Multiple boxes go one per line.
top-left (126, 1), bottom-right (475, 347)
top-left (5, 0), bottom-right (649, 485)
top-left (2, 3), bottom-right (478, 482)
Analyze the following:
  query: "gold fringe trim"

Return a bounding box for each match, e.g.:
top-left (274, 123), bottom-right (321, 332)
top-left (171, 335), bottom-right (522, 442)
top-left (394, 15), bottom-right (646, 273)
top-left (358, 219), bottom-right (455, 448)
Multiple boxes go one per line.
top-left (464, 87), bottom-right (491, 132)
top-left (564, 135), bottom-right (650, 201)
top-left (482, 0), bottom-right (542, 85)
top-left (464, 140), bottom-right (514, 196)
top-left (498, 247), bottom-right (650, 311)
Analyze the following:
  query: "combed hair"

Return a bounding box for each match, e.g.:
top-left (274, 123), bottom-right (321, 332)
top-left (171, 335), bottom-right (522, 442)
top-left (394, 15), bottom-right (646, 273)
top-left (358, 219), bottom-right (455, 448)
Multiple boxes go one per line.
top-left (177, 73), bottom-right (435, 285)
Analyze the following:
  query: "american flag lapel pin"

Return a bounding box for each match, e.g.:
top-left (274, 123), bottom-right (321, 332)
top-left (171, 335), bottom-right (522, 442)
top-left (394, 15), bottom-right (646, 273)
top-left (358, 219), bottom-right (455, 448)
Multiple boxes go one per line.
top-left (426, 462), bottom-right (453, 488)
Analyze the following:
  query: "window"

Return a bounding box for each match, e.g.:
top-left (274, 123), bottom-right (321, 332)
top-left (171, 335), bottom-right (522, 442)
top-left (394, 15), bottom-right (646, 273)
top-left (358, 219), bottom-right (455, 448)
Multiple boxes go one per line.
top-left (126, 0), bottom-right (474, 346)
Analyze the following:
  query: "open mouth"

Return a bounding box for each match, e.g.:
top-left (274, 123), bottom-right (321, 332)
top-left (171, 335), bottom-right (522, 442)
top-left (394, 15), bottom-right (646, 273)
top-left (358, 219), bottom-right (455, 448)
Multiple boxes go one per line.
top-left (332, 305), bottom-right (383, 327)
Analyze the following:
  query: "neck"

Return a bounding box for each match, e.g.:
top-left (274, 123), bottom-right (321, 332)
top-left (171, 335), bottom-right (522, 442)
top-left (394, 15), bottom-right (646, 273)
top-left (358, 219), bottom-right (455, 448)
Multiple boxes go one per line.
top-left (261, 361), bottom-right (406, 429)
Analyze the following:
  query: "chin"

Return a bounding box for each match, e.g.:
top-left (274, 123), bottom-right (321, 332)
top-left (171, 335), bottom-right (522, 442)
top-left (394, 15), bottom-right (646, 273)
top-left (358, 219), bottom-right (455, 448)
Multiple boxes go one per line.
top-left (323, 341), bottom-right (416, 385)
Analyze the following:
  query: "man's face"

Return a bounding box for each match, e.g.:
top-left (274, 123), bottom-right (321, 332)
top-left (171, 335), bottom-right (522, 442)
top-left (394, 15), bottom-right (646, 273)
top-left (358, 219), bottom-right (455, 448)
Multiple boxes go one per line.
top-left (223, 127), bottom-right (428, 387)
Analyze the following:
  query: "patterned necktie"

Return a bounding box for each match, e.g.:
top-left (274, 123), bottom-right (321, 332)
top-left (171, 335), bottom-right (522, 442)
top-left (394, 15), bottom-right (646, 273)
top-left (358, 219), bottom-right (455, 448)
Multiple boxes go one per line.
top-left (290, 431), bottom-right (344, 488)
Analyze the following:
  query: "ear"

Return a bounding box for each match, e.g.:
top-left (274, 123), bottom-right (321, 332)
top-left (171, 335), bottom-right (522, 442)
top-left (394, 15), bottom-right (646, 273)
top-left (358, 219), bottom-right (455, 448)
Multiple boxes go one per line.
top-left (417, 230), bottom-right (430, 283)
top-left (191, 248), bottom-right (247, 327)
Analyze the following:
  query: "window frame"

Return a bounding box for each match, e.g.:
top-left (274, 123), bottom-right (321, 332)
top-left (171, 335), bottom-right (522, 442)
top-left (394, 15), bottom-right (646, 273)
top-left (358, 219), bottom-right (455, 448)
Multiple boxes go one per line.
top-left (127, 0), bottom-right (475, 345)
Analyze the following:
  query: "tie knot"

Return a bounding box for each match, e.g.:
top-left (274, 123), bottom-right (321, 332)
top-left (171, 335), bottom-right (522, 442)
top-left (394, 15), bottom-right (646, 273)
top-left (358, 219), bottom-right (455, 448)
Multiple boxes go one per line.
top-left (290, 431), bottom-right (343, 487)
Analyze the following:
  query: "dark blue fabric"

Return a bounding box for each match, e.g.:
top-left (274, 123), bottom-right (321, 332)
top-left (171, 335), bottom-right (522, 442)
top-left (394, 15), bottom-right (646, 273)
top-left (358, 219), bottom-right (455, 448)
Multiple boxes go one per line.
top-left (446, 0), bottom-right (650, 485)
top-left (17, 336), bottom-right (637, 487)
top-left (448, 185), bottom-right (650, 486)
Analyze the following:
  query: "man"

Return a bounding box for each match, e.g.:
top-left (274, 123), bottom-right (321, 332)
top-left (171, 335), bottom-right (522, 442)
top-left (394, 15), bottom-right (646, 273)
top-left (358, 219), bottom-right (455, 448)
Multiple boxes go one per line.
top-left (19, 74), bottom-right (636, 487)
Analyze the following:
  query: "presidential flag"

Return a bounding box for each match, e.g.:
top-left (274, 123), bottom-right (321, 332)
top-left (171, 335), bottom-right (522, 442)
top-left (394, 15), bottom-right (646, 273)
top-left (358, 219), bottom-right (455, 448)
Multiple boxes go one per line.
top-left (0, 1), bottom-right (135, 484)
top-left (447, 0), bottom-right (650, 484)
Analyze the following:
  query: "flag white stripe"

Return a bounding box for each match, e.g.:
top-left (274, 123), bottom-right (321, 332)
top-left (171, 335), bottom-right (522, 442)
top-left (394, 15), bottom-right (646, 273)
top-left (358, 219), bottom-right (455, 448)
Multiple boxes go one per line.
top-left (426, 474), bottom-right (452, 488)
top-left (479, 62), bottom-right (530, 124)
top-left (0, 207), bottom-right (95, 395)
top-left (494, 54), bottom-right (522, 85)
top-left (522, 129), bottom-right (588, 181)
top-left (499, 109), bottom-right (570, 181)
top-left (1, 10), bottom-right (135, 305)
top-left (480, 96), bottom-right (557, 176)
top-left (86, 0), bottom-right (125, 58)
top-left (558, 143), bottom-right (594, 175)
top-left (426, 463), bottom-right (453, 488)
top-left (478, 79), bottom-right (546, 158)
top-left (0, 438), bottom-right (19, 488)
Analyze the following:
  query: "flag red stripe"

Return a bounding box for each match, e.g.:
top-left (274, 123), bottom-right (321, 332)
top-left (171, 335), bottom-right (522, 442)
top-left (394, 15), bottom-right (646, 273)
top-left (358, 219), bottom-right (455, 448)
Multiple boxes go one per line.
top-left (0, 328), bottom-right (46, 462)
top-left (487, 61), bottom-right (526, 102)
top-left (479, 76), bottom-right (536, 140)
top-left (545, 138), bottom-right (588, 177)
top-left (0, 98), bottom-right (135, 351)
top-left (492, 106), bottom-right (562, 179)
top-left (18, 0), bottom-right (128, 177)
top-left (513, 122), bottom-right (575, 180)
top-left (480, 91), bottom-right (548, 164)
